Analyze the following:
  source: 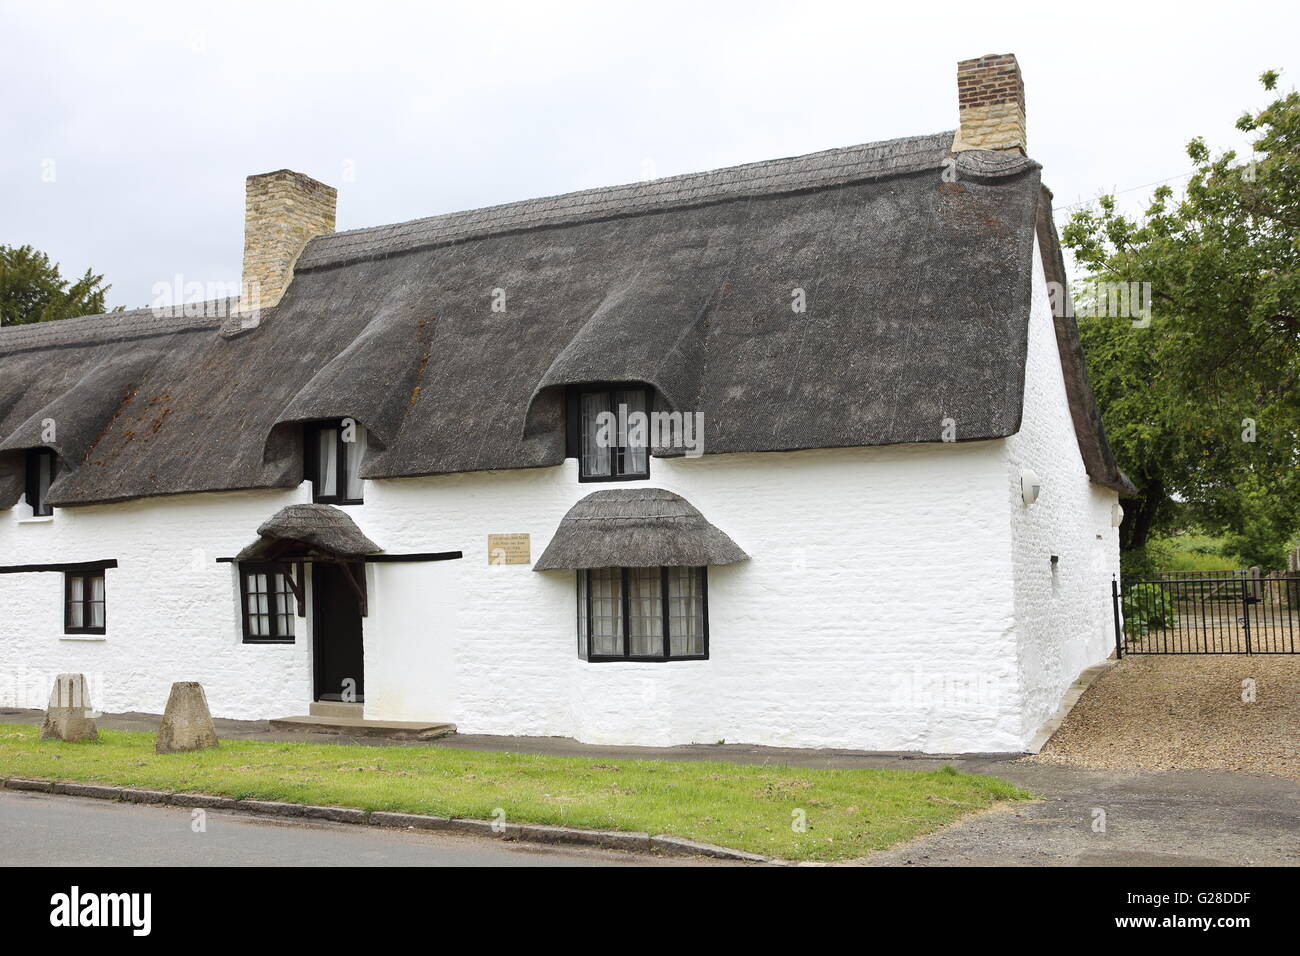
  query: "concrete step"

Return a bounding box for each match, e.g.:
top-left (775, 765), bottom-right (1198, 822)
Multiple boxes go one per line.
top-left (269, 715), bottom-right (456, 740)
top-left (309, 701), bottom-right (363, 719)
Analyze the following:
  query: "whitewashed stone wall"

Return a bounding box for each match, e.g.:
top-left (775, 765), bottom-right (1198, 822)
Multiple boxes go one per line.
top-left (359, 442), bottom-right (1023, 752)
top-left (1004, 242), bottom-right (1121, 745)
top-left (0, 248), bottom-right (1119, 751)
top-left (0, 487), bottom-right (316, 718)
top-left (2, 440), bottom-right (1027, 751)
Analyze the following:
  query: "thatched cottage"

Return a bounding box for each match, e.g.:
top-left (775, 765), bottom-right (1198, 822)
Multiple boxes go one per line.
top-left (0, 54), bottom-right (1131, 752)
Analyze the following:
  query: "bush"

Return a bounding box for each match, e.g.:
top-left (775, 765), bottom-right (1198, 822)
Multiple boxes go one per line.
top-left (1122, 581), bottom-right (1179, 636)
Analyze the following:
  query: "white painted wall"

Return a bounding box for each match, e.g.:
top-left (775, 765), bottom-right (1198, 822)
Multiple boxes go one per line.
top-left (0, 255), bottom-right (1120, 752)
top-left (1003, 240), bottom-right (1121, 745)
top-left (354, 442), bottom-right (1024, 752)
top-left (1, 439), bottom-right (1027, 751)
top-left (0, 487), bottom-right (316, 718)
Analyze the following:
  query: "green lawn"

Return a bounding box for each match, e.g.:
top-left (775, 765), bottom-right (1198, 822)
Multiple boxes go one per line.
top-left (0, 723), bottom-right (1033, 861)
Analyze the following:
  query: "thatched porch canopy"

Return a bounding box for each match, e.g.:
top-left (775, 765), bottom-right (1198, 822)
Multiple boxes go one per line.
top-left (235, 503), bottom-right (381, 563)
top-left (534, 489), bottom-right (747, 571)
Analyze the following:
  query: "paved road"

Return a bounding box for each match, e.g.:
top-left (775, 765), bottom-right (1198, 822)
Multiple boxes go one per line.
top-left (0, 791), bottom-right (707, 867)
top-left (862, 762), bottom-right (1299, 867)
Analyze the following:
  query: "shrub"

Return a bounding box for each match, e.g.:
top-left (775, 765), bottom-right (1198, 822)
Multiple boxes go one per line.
top-left (1122, 581), bottom-right (1179, 636)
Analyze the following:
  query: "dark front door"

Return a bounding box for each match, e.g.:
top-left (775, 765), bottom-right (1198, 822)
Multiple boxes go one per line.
top-left (313, 563), bottom-right (364, 702)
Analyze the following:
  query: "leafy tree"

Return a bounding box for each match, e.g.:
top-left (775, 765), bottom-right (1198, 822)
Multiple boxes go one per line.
top-left (1064, 71), bottom-right (1300, 569)
top-left (0, 244), bottom-right (119, 326)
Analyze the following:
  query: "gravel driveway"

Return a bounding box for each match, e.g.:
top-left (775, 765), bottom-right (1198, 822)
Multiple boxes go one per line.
top-left (1029, 654), bottom-right (1300, 781)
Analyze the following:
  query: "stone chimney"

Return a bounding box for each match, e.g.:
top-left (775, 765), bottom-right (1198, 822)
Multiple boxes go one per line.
top-left (241, 169), bottom-right (336, 312)
top-left (953, 53), bottom-right (1027, 155)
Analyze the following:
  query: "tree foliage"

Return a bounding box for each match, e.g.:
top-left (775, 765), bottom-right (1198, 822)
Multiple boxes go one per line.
top-left (1064, 71), bottom-right (1300, 568)
top-left (0, 244), bottom-right (119, 326)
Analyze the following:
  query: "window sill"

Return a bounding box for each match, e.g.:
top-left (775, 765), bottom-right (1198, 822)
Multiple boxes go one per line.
top-left (580, 656), bottom-right (709, 663)
top-left (576, 473), bottom-right (650, 484)
top-left (60, 634), bottom-right (106, 642)
top-left (16, 516), bottom-right (55, 525)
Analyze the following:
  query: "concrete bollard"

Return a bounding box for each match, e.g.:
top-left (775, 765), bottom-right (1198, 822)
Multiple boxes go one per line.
top-left (155, 682), bottom-right (219, 754)
top-left (40, 673), bottom-right (99, 742)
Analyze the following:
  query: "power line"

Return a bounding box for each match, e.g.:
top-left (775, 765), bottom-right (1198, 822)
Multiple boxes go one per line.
top-left (1054, 170), bottom-right (1197, 214)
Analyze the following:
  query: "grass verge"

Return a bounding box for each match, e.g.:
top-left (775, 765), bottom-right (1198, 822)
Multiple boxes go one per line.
top-left (0, 724), bottom-right (1033, 861)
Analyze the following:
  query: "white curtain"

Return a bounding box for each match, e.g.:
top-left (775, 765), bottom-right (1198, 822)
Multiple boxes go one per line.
top-left (89, 575), bottom-right (105, 628)
top-left (615, 388), bottom-right (648, 475)
top-left (344, 423), bottom-right (367, 501)
top-left (628, 567), bottom-right (662, 656)
top-left (669, 567), bottom-right (704, 656)
top-left (589, 568), bottom-right (622, 656)
top-left (581, 393), bottom-right (612, 478)
top-left (67, 576), bottom-right (84, 628)
top-left (317, 427), bottom-right (339, 497)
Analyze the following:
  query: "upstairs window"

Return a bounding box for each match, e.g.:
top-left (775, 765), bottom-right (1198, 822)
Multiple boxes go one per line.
top-left (25, 448), bottom-right (57, 517)
top-left (577, 566), bottom-right (708, 661)
top-left (240, 562), bottom-right (298, 643)
top-left (305, 419), bottom-right (367, 504)
top-left (65, 571), bottom-right (106, 635)
top-left (568, 385), bottom-right (650, 482)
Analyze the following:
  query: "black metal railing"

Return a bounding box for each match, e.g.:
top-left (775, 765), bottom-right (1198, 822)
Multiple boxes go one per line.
top-left (1113, 571), bottom-right (1300, 656)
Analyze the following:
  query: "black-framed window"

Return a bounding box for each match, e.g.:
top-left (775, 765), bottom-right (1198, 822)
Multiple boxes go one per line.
top-left (26, 448), bottom-right (57, 517)
top-left (240, 562), bottom-right (297, 643)
top-left (305, 419), bottom-right (366, 504)
top-left (567, 385), bottom-right (651, 481)
top-left (64, 571), bottom-right (106, 635)
top-left (577, 566), bottom-right (708, 661)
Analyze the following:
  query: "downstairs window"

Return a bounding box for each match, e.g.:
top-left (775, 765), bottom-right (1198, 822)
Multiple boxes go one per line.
top-left (64, 571), bottom-right (106, 635)
top-left (240, 563), bottom-right (298, 643)
top-left (577, 566), bottom-right (708, 661)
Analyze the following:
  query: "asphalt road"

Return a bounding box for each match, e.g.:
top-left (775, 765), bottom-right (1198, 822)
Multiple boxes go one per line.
top-left (0, 791), bottom-right (706, 867)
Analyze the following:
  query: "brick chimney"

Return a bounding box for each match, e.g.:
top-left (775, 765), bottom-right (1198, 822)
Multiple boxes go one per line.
top-left (241, 169), bottom-right (336, 312)
top-left (953, 53), bottom-right (1027, 155)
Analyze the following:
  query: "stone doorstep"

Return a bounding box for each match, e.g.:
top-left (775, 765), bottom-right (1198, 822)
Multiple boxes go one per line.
top-left (0, 777), bottom-right (770, 863)
top-left (267, 715), bottom-right (456, 740)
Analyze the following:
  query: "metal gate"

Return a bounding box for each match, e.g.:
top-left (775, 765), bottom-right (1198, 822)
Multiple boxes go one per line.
top-left (1112, 570), bottom-right (1300, 656)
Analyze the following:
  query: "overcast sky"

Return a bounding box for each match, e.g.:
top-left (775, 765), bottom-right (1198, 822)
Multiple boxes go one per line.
top-left (2, 0), bottom-right (1296, 311)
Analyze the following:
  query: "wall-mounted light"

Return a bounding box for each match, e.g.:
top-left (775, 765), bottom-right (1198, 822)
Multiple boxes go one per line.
top-left (1111, 503), bottom-right (1125, 528)
top-left (1020, 468), bottom-right (1042, 506)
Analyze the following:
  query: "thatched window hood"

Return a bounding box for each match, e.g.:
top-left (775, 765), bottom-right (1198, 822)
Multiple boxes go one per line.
top-left (533, 488), bottom-right (747, 571)
top-left (523, 264), bottom-right (709, 442)
top-left (234, 503), bottom-right (381, 563)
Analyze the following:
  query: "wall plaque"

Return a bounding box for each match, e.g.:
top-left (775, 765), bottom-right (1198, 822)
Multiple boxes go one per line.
top-left (487, 533), bottom-right (531, 565)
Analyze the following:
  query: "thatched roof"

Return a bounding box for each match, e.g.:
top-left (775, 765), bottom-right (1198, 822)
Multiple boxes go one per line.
top-left (533, 489), bottom-right (747, 570)
top-left (234, 503), bottom-right (381, 562)
top-left (0, 130), bottom-right (1133, 509)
